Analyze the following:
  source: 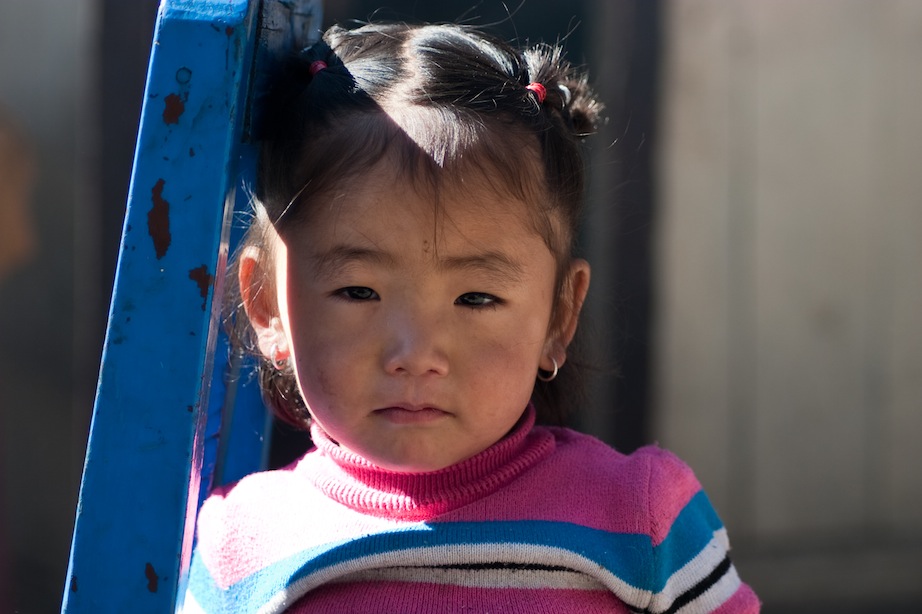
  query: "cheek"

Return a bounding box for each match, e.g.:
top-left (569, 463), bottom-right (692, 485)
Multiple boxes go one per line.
top-left (291, 334), bottom-right (364, 402)
top-left (309, 365), bottom-right (338, 399)
top-left (466, 327), bottom-right (545, 391)
top-left (285, 307), bottom-right (357, 401)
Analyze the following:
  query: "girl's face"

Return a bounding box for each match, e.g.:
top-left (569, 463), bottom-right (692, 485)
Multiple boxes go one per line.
top-left (245, 160), bottom-right (589, 472)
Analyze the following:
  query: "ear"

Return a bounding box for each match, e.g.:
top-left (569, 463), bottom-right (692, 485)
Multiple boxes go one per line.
top-left (239, 246), bottom-right (288, 360)
top-left (542, 258), bottom-right (590, 370)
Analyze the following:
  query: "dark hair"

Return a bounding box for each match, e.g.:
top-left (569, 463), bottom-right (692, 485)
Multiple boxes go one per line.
top-left (230, 21), bottom-right (602, 428)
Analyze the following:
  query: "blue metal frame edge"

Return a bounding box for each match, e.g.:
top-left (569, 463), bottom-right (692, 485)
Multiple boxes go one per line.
top-left (62, 1), bottom-right (260, 610)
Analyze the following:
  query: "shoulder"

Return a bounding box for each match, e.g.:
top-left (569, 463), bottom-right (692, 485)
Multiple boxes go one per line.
top-left (192, 452), bottom-right (319, 588)
top-left (198, 454), bottom-right (308, 531)
top-left (538, 428), bottom-right (703, 539)
top-left (544, 430), bottom-right (759, 612)
top-left (628, 443), bottom-right (708, 545)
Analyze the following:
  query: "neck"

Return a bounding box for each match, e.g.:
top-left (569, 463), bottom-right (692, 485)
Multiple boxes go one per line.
top-left (305, 406), bottom-right (554, 520)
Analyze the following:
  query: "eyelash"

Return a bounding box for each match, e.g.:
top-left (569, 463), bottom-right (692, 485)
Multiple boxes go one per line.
top-left (335, 286), bottom-right (379, 301)
top-left (333, 288), bottom-right (504, 310)
top-left (455, 292), bottom-right (503, 309)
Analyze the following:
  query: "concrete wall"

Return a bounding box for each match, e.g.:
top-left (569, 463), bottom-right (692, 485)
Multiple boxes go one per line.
top-left (654, 1), bottom-right (922, 609)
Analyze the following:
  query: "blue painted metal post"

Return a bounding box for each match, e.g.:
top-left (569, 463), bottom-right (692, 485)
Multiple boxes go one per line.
top-left (62, 1), bottom-right (321, 611)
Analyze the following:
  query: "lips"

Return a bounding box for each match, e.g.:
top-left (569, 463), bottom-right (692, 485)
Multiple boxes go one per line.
top-left (373, 404), bottom-right (450, 424)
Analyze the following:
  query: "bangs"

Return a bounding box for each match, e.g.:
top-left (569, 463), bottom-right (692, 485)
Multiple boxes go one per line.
top-left (265, 105), bottom-right (560, 254)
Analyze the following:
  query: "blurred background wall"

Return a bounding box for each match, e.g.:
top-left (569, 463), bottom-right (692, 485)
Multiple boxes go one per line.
top-left (0, 1), bottom-right (919, 612)
top-left (654, 1), bottom-right (922, 610)
top-left (0, 2), bottom-right (100, 613)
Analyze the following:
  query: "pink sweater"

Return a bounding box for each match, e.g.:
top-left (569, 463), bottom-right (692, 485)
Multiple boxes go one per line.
top-left (183, 408), bottom-right (759, 612)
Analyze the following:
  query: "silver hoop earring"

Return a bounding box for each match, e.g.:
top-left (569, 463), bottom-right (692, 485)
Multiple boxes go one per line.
top-left (270, 343), bottom-right (288, 371)
top-left (537, 357), bottom-right (559, 383)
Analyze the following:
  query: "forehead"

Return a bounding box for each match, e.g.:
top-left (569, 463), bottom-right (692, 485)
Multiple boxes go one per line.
top-left (297, 156), bottom-right (544, 251)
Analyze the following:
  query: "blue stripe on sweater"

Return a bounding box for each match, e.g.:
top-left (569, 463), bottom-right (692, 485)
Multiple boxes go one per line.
top-left (187, 490), bottom-right (723, 612)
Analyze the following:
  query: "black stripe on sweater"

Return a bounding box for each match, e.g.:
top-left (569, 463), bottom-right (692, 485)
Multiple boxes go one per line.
top-left (630, 555), bottom-right (733, 614)
top-left (399, 562), bottom-right (575, 573)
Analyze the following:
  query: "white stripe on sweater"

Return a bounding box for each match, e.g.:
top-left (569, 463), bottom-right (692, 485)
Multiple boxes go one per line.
top-left (258, 543), bottom-right (656, 614)
top-left (647, 528), bottom-right (732, 613)
top-left (676, 564), bottom-right (741, 614)
top-left (336, 565), bottom-right (609, 590)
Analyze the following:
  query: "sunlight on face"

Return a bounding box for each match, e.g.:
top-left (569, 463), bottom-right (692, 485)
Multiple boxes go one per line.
top-left (272, 159), bottom-right (562, 472)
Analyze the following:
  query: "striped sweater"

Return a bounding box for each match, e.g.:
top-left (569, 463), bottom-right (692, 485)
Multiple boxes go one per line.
top-left (184, 408), bottom-right (759, 613)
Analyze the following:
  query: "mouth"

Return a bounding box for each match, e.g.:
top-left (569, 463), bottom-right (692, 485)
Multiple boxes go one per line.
top-left (373, 404), bottom-right (450, 424)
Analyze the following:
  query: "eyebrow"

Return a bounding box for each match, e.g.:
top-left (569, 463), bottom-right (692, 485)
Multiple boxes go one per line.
top-left (309, 245), bottom-right (397, 280)
top-left (438, 252), bottom-right (525, 282)
top-left (308, 245), bottom-right (525, 283)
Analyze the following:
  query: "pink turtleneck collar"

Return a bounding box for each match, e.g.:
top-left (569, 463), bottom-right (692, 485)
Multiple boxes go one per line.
top-left (300, 405), bottom-right (556, 521)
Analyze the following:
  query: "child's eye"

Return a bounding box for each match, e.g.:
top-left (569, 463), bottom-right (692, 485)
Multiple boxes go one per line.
top-left (455, 292), bottom-right (502, 309)
top-left (336, 286), bottom-right (379, 301)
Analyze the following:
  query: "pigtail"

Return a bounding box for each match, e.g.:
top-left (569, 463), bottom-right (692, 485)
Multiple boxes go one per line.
top-left (521, 44), bottom-right (603, 138)
top-left (264, 38), bottom-right (357, 127)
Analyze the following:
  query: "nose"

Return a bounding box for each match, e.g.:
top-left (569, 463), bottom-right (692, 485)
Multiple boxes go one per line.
top-left (382, 305), bottom-right (450, 377)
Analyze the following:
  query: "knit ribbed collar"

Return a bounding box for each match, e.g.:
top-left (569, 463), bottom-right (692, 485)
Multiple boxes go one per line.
top-left (303, 405), bottom-right (555, 520)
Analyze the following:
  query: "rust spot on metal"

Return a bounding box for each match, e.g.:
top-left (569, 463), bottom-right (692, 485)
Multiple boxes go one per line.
top-left (145, 562), bottom-right (158, 593)
top-left (225, 25), bottom-right (234, 36)
top-left (163, 93), bottom-right (184, 125)
top-left (189, 265), bottom-right (214, 311)
top-left (70, 575), bottom-right (78, 592)
top-left (148, 179), bottom-right (171, 259)
top-left (189, 147), bottom-right (195, 157)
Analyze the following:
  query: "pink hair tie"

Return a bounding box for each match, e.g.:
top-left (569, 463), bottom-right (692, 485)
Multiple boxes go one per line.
top-left (525, 82), bottom-right (547, 104)
top-left (309, 60), bottom-right (327, 76)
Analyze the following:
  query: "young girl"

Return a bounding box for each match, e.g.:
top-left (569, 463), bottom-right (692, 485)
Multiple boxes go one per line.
top-left (184, 21), bottom-right (760, 613)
